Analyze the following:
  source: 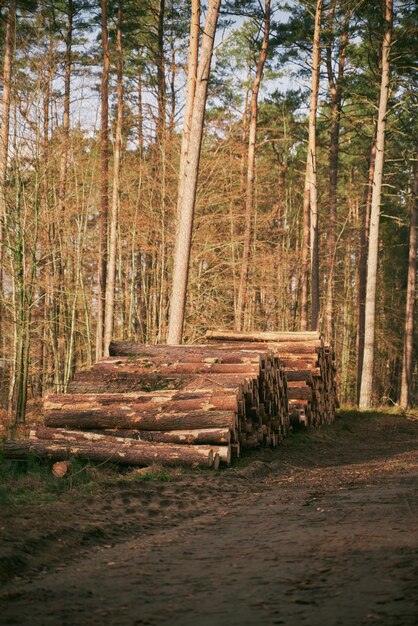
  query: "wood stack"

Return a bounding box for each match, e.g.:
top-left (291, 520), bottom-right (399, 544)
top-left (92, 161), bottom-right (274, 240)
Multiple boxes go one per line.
top-left (205, 330), bottom-right (338, 428)
top-left (10, 343), bottom-right (288, 469)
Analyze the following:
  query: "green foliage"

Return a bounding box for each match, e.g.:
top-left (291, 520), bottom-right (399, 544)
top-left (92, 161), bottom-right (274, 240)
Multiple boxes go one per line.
top-left (0, 453), bottom-right (92, 506)
top-left (130, 469), bottom-right (171, 481)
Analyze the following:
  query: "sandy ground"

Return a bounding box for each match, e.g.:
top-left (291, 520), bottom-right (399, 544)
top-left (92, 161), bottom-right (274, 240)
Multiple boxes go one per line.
top-left (1, 411), bottom-right (417, 625)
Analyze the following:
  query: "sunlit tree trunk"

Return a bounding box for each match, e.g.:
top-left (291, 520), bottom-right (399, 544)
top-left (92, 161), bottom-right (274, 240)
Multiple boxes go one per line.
top-left (96, 0), bottom-right (110, 360)
top-left (58, 0), bottom-right (73, 222)
top-left (156, 0), bottom-right (166, 144)
top-left (236, 0), bottom-right (271, 332)
top-left (175, 0), bottom-right (199, 223)
top-left (300, 160), bottom-right (310, 330)
top-left (138, 63), bottom-right (144, 157)
top-left (400, 151), bottom-right (417, 408)
top-left (0, 0), bottom-right (16, 356)
top-left (356, 138), bottom-right (376, 401)
top-left (167, 0), bottom-right (221, 345)
top-left (325, 5), bottom-right (349, 339)
top-left (308, 0), bottom-right (323, 331)
top-left (104, 0), bottom-right (123, 356)
top-left (359, 0), bottom-right (393, 408)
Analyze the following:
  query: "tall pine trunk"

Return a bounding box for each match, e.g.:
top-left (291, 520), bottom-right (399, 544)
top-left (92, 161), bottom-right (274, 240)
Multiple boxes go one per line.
top-left (167, 0), bottom-right (221, 345)
top-left (0, 0), bottom-right (16, 356)
top-left (400, 151), bottom-right (417, 408)
top-left (301, 0), bottom-right (322, 332)
top-left (325, 6), bottom-right (349, 339)
top-left (359, 0), bottom-right (393, 408)
top-left (58, 0), bottom-right (73, 223)
top-left (236, 0), bottom-right (271, 332)
top-left (175, 0), bottom-right (199, 218)
top-left (156, 0), bottom-right (166, 145)
top-left (104, 0), bottom-right (123, 357)
top-left (96, 0), bottom-right (110, 360)
top-left (356, 137), bottom-right (376, 401)
top-left (308, 0), bottom-right (323, 331)
top-left (300, 161), bottom-right (310, 330)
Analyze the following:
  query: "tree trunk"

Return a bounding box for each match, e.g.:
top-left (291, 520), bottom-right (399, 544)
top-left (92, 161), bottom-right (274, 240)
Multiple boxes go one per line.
top-left (44, 406), bottom-right (237, 431)
top-left (58, 0), bottom-right (73, 224)
top-left (325, 6), bottom-right (349, 339)
top-left (31, 425), bottom-right (231, 455)
top-left (3, 439), bottom-right (216, 469)
top-left (356, 138), bottom-right (376, 401)
top-left (300, 161), bottom-right (310, 330)
top-left (96, 0), bottom-right (110, 361)
top-left (236, 0), bottom-right (271, 332)
top-left (166, 0), bottom-right (222, 344)
top-left (137, 62), bottom-right (144, 157)
top-left (359, 0), bottom-right (393, 408)
top-left (0, 0), bottom-right (16, 356)
top-left (400, 150), bottom-right (417, 408)
top-left (307, 0), bottom-right (323, 331)
top-left (174, 0), bottom-right (199, 219)
top-left (156, 0), bottom-right (166, 144)
top-left (206, 330), bottom-right (320, 342)
top-left (104, 0), bottom-right (124, 357)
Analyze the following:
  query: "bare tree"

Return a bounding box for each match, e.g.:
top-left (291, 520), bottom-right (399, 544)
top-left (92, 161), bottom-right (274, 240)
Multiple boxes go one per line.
top-left (176, 0), bottom-right (200, 219)
top-left (400, 151), bottom-right (417, 408)
top-left (96, 0), bottom-right (110, 360)
top-left (156, 0), bottom-right (167, 144)
top-left (300, 161), bottom-right (310, 330)
top-left (356, 137), bottom-right (376, 400)
top-left (324, 3), bottom-right (349, 338)
top-left (359, 0), bottom-right (393, 408)
top-left (58, 0), bottom-right (73, 221)
top-left (0, 0), bottom-right (16, 294)
top-left (104, 0), bottom-right (123, 357)
top-left (301, 0), bottom-right (323, 332)
top-left (167, 0), bottom-right (222, 345)
top-left (236, 0), bottom-right (271, 332)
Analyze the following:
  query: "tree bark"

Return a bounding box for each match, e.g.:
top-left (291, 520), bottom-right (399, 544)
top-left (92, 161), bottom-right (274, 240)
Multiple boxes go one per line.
top-left (206, 330), bottom-right (320, 342)
top-left (104, 0), bottom-right (124, 356)
top-left (400, 150), bottom-right (417, 408)
top-left (90, 428), bottom-right (231, 445)
top-left (3, 439), bottom-right (216, 468)
top-left (235, 0), bottom-right (271, 332)
top-left (0, 0), bottom-right (16, 355)
top-left (174, 0), bottom-right (199, 219)
top-left (46, 390), bottom-right (239, 411)
top-left (58, 0), bottom-right (73, 222)
top-left (356, 138), bottom-right (376, 401)
top-left (96, 0), bottom-right (110, 361)
top-left (31, 426), bottom-right (232, 464)
top-left (44, 406), bottom-right (237, 431)
top-left (307, 0), bottom-right (323, 331)
top-left (137, 62), bottom-right (144, 157)
top-left (325, 5), bottom-right (349, 339)
top-left (359, 0), bottom-right (393, 408)
top-left (156, 0), bottom-right (166, 144)
top-left (167, 0), bottom-right (221, 344)
top-left (300, 161), bottom-right (310, 331)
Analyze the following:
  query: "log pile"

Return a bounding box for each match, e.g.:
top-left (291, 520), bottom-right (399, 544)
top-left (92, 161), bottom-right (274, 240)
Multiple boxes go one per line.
top-left (3, 343), bottom-right (289, 469)
top-left (205, 331), bottom-right (338, 427)
top-left (2, 330), bottom-right (337, 469)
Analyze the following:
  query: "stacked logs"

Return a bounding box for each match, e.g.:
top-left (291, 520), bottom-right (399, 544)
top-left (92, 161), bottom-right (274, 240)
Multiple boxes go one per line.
top-left (6, 343), bottom-right (289, 469)
top-left (205, 331), bottom-right (338, 428)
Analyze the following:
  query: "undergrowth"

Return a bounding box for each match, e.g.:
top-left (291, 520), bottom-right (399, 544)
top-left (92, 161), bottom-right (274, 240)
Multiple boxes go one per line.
top-left (0, 453), bottom-right (95, 506)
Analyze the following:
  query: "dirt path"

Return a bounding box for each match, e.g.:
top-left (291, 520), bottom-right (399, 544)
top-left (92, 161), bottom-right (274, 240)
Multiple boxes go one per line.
top-left (1, 411), bottom-right (418, 625)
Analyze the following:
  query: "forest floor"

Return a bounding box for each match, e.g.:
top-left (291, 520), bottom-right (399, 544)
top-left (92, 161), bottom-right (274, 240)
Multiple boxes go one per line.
top-left (0, 409), bottom-right (418, 626)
